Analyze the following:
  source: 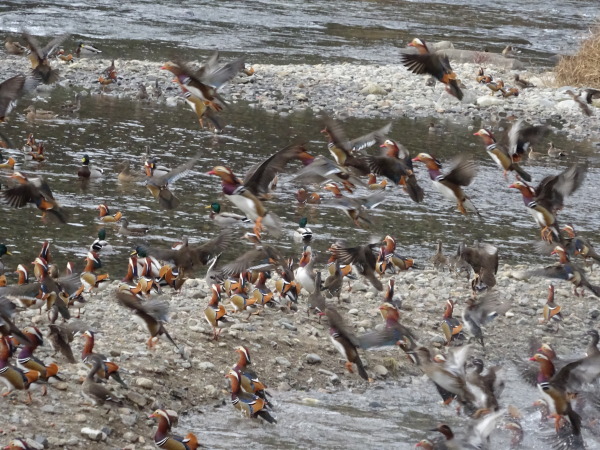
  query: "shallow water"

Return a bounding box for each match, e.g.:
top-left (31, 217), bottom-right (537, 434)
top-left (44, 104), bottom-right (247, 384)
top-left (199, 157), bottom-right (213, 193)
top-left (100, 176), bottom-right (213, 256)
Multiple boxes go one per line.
top-left (0, 90), bottom-right (597, 276)
top-left (0, 0), bottom-right (598, 66)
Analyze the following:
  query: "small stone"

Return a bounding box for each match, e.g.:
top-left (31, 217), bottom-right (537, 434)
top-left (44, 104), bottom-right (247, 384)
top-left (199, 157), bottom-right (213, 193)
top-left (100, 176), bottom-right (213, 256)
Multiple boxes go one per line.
top-left (348, 309), bottom-right (359, 315)
top-left (123, 432), bottom-right (137, 444)
top-left (40, 405), bottom-right (56, 414)
top-left (135, 377), bottom-right (154, 389)
top-left (80, 428), bottom-right (106, 442)
top-left (198, 361), bottom-right (215, 370)
top-left (278, 381), bottom-right (292, 392)
top-left (373, 365), bottom-right (388, 378)
top-left (589, 309), bottom-right (600, 319)
top-left (329, 374), bottom-right (341, 384)
top-left (305, 354), bottom-right (321, 364)
top-left (74, 414), bottom-right (87, 423)
top-left (280, 321), bottom-right (297, 331)
top-left (205, 384), bottom-right (218, 398)
top-left (34, 435), bottom-right (49, 449)
top-left (275, 357), bottom-right (291, 367)
top-left (121, 413), bottom-right (137, 427)
top-left (126, 391), bottom-right (147, 407)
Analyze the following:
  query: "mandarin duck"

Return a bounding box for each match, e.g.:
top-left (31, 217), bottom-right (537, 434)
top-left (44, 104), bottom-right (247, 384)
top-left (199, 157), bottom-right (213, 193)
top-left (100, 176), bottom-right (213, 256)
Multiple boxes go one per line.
top-left (176, 82), bottom-right (224, 133)
top-left (4, 37), bottom-right (27, 55)
top-left (401, 38), bottom-right (463, 100)
top-left (530, 245), bottom-right (600, 297)
top-left (321, 118), bottom-right (391, 176)
top-left (371, 139), bottom-right (424, 202)
top-left (146, 153), bottom-right (200, 210)
top-left (204, 284), bottom-right (229, 340)
top-left (0, 74), bottom-right (27, 122)
top-left (96, 203), bottom-right (122, 223)
top-left (430, 411), bottom-right (505, 449)
top-left (229, 276), bottom-right (259, 318)
top-left (225, 368), bottom-right (276, 423)
top-left (455, 241), bottom-right (498, 291)
top-left (161, 52), bottom-right (245, 111)
top-left (501, 87), bottom-right (519, 98)
top-left (412, 153), bottom-right (478, 215)
top-left (149, 409), bottom-right (199, 450)
top-left (563, 224), bottom-right (600, 267)
top-left (80, 330), bottom-right (127, 388)
top-left (232, 346), bottom-right (272, 406)
top-left (251, 271), bottom-right (275, 307)
top-left (17, 327), bottom-right (61, 394)
top-left (509, 163), bottom-right (587, 241)
top-left (295, 188), bottom-right (321, 204)
top-left (541, 284), bottom-right (563, 331)
top-left (462, 292), bottom-right (511, 348)
top-left (293, 153), bottom-right (365, 193)
top-left (116, 290), bottom-right (179, 350)
top-left (377, 235), bottom-right (415, 273)
top-left (528, 354), bottom-right (584, 443)
top-left (329, 241), bottom-right (383, 290)
top-left (82, 356), bottom-right (123, 408)
top-left (3, 172), bottom-right (67, 222)
top-left (326, 184), bottom-right (387, 228)
top-left (0, 357), bottom-right (39, 404)
top-left (295, 248), bottom-right (316, 294)
top-left (158, 266), bottom-right (187, 293)
top-left (322, 260), bottom-right (343, 302)
top-left (485, 79), bottom-right (504, 95)
top-left (207, 202), bottom-right (250, 227)
top-left (293, 217), bottom-right (313, 245)
top-left (473, 129), bottom-right (531, 181)
top-left (77, 154), bottom-right (104, 178)
top-left (441, 300), bottom-right (464, 346)
top-left (138, 230), bottom-right (233, 276)
top-left (23, 32), bottom-right (68, 84)
top-left (275, 261), bottom-right (301, 309)
top-left (0, 298), bottom-right (31, 345)
top-left (476, 67), bottom-right (492, 84)
top-left (514, 74), bottom-right (535, 89)
top-left (3, 439), bottom-right (36, 450)
top-left (324, 306), bottom-right (369, 381)
top-left (0, 154), bottom-right (17, 170)
top-left (24, 105), bottom-right (58, 120)
top-left (359, 303), bottom-right (417, 351)
top-left (47, 323), bottom-right (76, 363)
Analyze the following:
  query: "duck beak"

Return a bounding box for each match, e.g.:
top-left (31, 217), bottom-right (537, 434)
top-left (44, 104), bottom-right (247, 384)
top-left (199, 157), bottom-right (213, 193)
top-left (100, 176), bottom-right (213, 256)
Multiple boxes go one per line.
top-left (473, 131), bottom-right (480, 136)
top-left (411, 157), bottom-right (420, 162)
top-left (207, 170), bottom-right (216, 175)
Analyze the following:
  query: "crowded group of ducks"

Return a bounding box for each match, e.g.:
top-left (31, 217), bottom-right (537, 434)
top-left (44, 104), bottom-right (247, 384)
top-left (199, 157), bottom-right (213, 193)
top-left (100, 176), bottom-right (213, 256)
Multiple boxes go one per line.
top-left (0, 32), bottom-right (600, 449)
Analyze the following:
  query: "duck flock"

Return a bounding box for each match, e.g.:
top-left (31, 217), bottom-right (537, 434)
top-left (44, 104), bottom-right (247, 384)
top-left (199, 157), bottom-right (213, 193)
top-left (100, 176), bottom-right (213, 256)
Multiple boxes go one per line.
top-left (0, 32), bottom-right (600, 450)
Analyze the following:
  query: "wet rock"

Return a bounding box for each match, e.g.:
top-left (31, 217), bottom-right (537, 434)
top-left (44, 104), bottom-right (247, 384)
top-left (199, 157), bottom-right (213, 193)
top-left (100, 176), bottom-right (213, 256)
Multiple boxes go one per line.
top-left (305, 353), bottom-right (321, 364)
top-left (80, 427), bottom-right (107, 442)
top-left (275, 357), bottom-right (292, 367)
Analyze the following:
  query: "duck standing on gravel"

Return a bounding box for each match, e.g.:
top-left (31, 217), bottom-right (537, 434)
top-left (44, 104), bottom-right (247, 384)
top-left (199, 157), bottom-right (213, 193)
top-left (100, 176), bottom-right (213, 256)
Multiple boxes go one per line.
top-left (401, 38), bottom-right (463, 100)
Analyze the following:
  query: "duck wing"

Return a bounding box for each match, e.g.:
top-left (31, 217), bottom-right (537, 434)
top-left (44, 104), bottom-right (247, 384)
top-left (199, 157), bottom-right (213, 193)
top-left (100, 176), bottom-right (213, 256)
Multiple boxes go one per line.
top-left (443, 155), bottom-right (477, 187)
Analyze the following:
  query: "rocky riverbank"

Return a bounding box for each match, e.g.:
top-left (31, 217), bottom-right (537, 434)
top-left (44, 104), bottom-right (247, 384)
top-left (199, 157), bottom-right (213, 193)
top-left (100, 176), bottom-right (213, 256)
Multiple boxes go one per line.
top-left (4, 257), bottom-right (600, 449)
top-left (1, 44), bottom-right (598, 144)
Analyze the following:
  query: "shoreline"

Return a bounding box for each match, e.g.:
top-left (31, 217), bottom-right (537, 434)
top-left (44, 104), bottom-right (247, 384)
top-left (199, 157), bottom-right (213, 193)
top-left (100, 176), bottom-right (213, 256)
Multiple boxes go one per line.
top-left (4, 262), bottom-right (600, 448)
top-left (1, 49), bottom-right (598, 144)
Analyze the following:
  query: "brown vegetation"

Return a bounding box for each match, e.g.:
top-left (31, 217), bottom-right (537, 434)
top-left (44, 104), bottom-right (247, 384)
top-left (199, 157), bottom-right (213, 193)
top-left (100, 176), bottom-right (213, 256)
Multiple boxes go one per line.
top-left (555, 26), bottom-right (600, 88)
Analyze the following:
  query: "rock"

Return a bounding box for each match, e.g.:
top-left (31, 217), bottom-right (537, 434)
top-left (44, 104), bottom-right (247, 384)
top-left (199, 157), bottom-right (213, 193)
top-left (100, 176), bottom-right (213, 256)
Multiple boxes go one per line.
top-left (123, 431), bottom-right (138, 444)
top-left (589, 309), bottom-right (600, 319)
top-left (205, 384), bottom-right (219, 398)
top-left (373, 365), bottom-right (388, 378)
top-left (80, 428), bottom-right (107, 442)
top-left (135, 377), bottom-right (154, 389)
top-left (280, 321), bottom-right (297, 331)
top-left (360, 83), bottom-right (387, 96)
top-left (275, 357), bottom-right (291, 367)
top-left (34, 435), bottom-right (49, 449)
top-left (305, 353), bottom-right (321, 364)
top-left (74, 414), bottom-right (87, 423)
top-left (121, 413), bottom-right (137, 427)
top-left (198, 361), bottom-right (215, 370)
top-left (126, 391), bottom-right (147, 407)
top-left (329, 374), bottom-right (341, 384)
top-left (348, 308), bottom-right (359, 315)
top-left (477, 96), bottom-right (504, 107)
top-left (278, 381), bottom-right (292, 392)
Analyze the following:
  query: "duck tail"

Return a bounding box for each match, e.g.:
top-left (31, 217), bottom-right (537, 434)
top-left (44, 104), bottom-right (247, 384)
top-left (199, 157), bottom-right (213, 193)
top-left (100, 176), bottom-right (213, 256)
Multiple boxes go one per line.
top-left (446, 79), bottom-right (464, 101)
top-left (404, 175), bottom-right (425, 203)
top-left (183, 432), bottom-right (199, 450)
top-left (46, 362), bottom-right (60, 378)
top-left (512, 163), bottom-right (532, 182)
top-left (257, 409), bottom-right (277, 424)
top-left (110, 371), bottom-right (128, 389)
top-left (355, 356), bottom-right (369, 381)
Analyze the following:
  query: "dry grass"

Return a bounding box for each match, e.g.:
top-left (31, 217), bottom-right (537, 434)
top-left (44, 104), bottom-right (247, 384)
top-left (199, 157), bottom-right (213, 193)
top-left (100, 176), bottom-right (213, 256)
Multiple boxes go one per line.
top-left (555, 26), bottom-right (600, 87)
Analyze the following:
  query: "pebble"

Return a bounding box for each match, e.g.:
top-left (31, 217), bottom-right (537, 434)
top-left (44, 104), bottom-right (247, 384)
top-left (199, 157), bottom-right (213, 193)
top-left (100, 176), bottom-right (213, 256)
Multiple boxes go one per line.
top-left (373, 365), bottom-right (388, 378)
top-left (278, 381), bottom-right (292, 391)
top-left (305, 353), bottom-right (322, 364)
top-left (275, 357), bottom-right (292, 367)
top-left (198, 361), bottom-right (216, 370)
top-left (135, 377), bottom-right (154, 389)
top-left (80, 427), bottom-right (107, 442)
top-left (126, 391), bottom-right (148, 407)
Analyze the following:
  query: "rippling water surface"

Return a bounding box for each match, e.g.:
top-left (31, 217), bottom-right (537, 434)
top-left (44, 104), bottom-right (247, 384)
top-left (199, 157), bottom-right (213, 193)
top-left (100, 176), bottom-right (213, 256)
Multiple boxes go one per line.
top-left (0, 0), bottom-right (598, 66)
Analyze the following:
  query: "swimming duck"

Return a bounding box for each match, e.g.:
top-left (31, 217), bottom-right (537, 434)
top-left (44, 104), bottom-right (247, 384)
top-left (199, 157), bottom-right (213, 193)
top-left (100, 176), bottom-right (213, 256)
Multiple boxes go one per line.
top-left (149, 409), bottom-right (199, 450)
top-left (97, 203), bottom-right (122, 223)
top-left (161, 52), bottom-right (245, 111)
top-left (207, 202), bottom-right (250, 227)
top-left (295, 187), bottom-right (321, 204)
top-left (56, 48), bottom-right (74, 62)
top-left (225, 368), bottom-right (276, 423)
top-left (75, 42), bottom-right (102, 57)
top-left (61, 93), bottom-right (81, 113)
top-left (78, 154), bottom-right (104, 178)
top-left (117, 217), bottom-right (149, 237)
top-left (23, 32), bottom-right (68, 84)
top-left (0, 154), bottom-right (17, 170)
top-left (0, 74), bottom-right (26, 123)
top-left (401, 38), bottom-right (463, 100)
top-left (3, 172), bottom-right (67, 222)
top-left (412, 153), bottom-right (478, 215)
top-left (293, 217), bottom-right (313, 244)
top-left (4, 38), bottom-right (27, 55)
top-left (509, 163), bottom-right (587, 241)
top-left (502, 45), bottom-right (521, 57)
top-left (24, 105), bottom-right (58, 120)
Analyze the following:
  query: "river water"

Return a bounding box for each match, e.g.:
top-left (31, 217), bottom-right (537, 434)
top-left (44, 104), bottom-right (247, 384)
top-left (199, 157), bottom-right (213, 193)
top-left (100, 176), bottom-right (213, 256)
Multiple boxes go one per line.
top-left (1, 1), bottom-right (600, 449)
